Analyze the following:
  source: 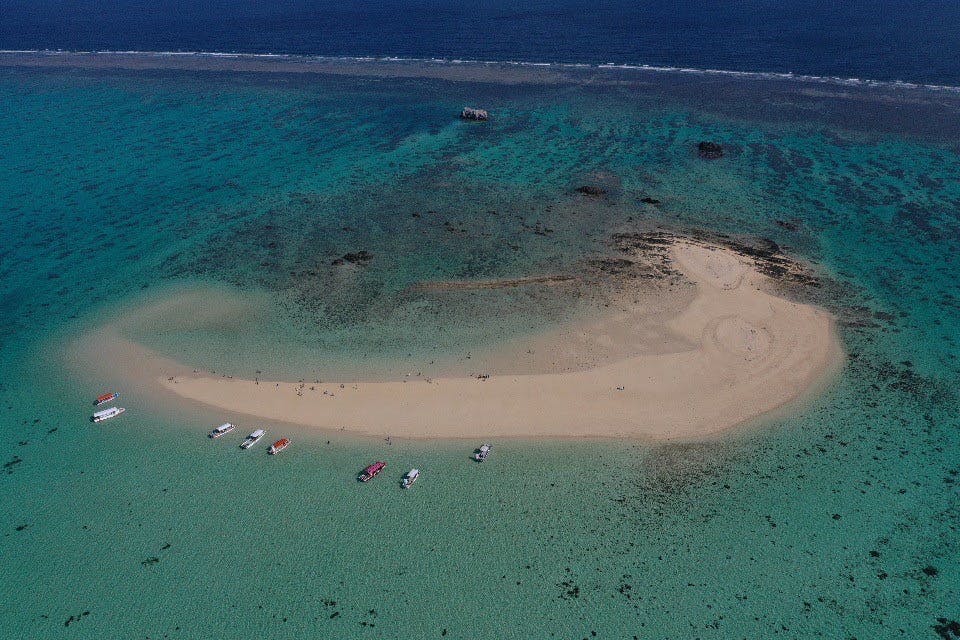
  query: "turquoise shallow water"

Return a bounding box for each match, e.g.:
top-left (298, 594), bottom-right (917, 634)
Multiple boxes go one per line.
top-left (0, 61), bottom-right (958, 638)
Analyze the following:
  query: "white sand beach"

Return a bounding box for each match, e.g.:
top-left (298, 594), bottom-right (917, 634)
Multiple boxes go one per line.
top-left (73, 238), bottom-right (843, 440)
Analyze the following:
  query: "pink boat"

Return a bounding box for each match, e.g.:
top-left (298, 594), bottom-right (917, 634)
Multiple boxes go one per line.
top-left (358, 461), bottom-right (386, 482)
top-left (94, 392), bottom-right (119, 406)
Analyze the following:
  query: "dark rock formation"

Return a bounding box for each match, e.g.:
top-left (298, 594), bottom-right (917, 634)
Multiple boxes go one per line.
top-left (460, 107), bottom-right (489, 121)
top-left (331, 250), bottom-right (374, 266)
top-left (640, 197), bottom-right (661, 205)
top-left (576, 185), bottom-right (606, 197)
top-left (697, 141), bottom-right (724, 159)
top-left (935, 619), bottom-right (960, 640)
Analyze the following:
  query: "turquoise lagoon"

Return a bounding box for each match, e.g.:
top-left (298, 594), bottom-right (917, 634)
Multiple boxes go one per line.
top-left (0, 60), bottom-right (958, 638)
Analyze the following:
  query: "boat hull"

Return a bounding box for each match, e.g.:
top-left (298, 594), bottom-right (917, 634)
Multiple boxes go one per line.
top-left (358, 462), bottom-right (387, 482)
top-left (91, 407), bottom-right (125, 423)
top-left (94, 393), bottom-right (118, 406)
top-left (268, 439), bottom-right (290, 454)
top-left (473, 445), bottom-right (492, 462)
top-left (209, 423), bottom-right (236, 438)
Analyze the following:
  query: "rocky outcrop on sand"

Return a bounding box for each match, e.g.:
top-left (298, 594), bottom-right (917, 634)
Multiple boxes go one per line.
top-left (611, 230), bottom-right (822, 289)
top-left (331, 251), bottom-right (374, 266)
top-left (460, 107), bottom-right (489, 121)
top-left (406, 274), bottom-right (576, 293)
top-left (575, 185), bottom-right (607, 197)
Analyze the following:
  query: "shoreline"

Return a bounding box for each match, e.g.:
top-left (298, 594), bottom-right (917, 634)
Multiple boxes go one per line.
top-left (72, 236), bottom-right (845, 441)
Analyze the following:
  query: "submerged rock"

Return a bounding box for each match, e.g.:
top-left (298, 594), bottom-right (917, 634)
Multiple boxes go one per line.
top-left (460, 107), bottom-right (489, 121)
top-left (331, 251), bottom-right (374, 266)
top-left (697, 141), bottom-right (724, 159)
top-left (576, 185), bottom-right (607, 197)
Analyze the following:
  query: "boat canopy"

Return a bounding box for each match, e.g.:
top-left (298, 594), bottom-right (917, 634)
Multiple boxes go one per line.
top-left (408, 469), bottom-right (420, 476)
top-left (93, 408), bottom-right (117, 418)
top-left (214, 423), bottom-right (232, 432)
top-left (249, 429), bottom-right (265, 437)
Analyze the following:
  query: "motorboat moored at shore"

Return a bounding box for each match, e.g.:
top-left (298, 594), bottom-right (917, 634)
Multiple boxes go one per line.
top-left (401, 468), bottom-right (420, 489)
top-left (91, 406), bottom-right (125, 423)
top-left (94, 392), bottom-right (119, 406)
top-left (268, 438), bottom-right (290, 454)
top-left (240, 429), bottom-right (265, 449)
top-left (208, 423), bottom-right (236, 438)
top-left (474, 444), bottom-right (492, 462)
top-left (358, 461), bottom-right (386, 482)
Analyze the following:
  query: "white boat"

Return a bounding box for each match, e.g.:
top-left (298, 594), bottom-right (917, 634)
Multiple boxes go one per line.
top-left (474, 444), bottom-right (492, 462)
top-left (208, 423), bottom-right (236, 438)
top-left (401, 468), bottom-right (420, 489)
top-left (240, 429), bottom-right (265, 449)
top-left (91, 406), bottom-right (125, 423)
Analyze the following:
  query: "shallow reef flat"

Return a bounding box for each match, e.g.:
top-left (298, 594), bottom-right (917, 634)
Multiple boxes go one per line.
top-left (0, 61), bottom-right (957, 638)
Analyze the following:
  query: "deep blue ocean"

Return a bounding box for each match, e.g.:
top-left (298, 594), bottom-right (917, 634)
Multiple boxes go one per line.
top-left (3, 0), bottom-right (960, 85)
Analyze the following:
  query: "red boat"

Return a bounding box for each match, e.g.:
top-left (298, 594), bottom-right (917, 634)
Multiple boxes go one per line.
top-left (358, 461), bottom-right (386, 482)
top-left (268, 438), bottom-right (290, 455)
top-left (94, 392), bottom-right (119, 406)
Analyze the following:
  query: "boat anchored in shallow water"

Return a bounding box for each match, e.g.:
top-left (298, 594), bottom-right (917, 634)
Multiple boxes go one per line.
top-left (240, 429), bottom-right (265, 449)
top-left (208, 423), bottom-right (236, 438)
top-left (474, 444), bottom-right (492, 462)
top-left (268, 438), bottom-right (290, 455)
top-left (358, 461), bottom-right (386, 482)
top-left (94, 392), bottom-right (119, 406)
top-left (91, 406), bottom-right (125, 423)
top-left (401, 468), bottom-right (420, 489)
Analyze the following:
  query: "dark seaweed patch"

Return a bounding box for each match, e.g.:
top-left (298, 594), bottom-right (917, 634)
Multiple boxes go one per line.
top-left (4, 456), bottom-right (22, 474)
top-left (63, 611), bottom-right (90, 627)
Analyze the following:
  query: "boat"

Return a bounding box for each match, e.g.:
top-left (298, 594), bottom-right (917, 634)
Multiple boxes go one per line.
top-left (94, 392), bottom-right (119, 406)
top-left (401, 468), bottom-right (420, 489)
top-left (474, 444), bottom-right (492, 462)
top-left (358, 461), bottom-right (386, 482)
top-left (240, 429), bottom-right (265, 449)
top-left (268, 438), bottom-right (290, 455)
top-left (208, 423), bottom-right (236, 438)
top-left (91, 406), bottom-right (125, 423)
